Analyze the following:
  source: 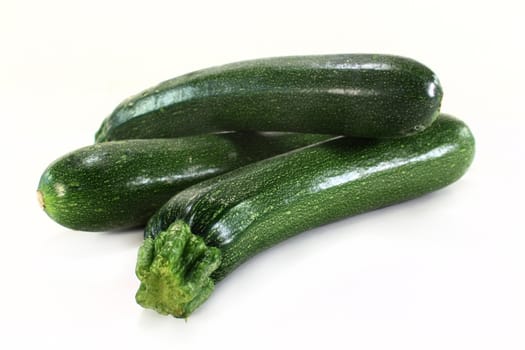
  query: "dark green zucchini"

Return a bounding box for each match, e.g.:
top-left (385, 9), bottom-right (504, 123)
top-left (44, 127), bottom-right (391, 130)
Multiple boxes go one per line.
top-left (136, 114), bottom-right (475, 318)
top-left (37, 132), bottom-right (330, 231)
top-left (96, 54), bottom-right (442, 142)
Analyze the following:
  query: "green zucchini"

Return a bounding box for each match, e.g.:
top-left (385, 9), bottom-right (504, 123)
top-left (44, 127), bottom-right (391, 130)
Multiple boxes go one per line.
top-left (37, 132), bottom-right (330, 231)
top-left (96, 54), bottom-right (442, 142)
top-left (136, 114), bottom-right (475, 318)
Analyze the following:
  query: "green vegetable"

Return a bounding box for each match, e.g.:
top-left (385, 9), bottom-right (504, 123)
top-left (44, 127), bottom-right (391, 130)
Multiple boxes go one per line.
top-left (136, 114), bottom-right (474, 318)
top-left (96, 54), bottom-right (442, 142)
top-left (37, 132), bottom-right (330, 231)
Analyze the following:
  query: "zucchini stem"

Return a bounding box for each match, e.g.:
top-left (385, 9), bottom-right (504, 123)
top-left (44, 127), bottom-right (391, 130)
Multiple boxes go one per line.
top-left (37, 190), bottom-right (45, 209)
top-left (135, 220), bottom-right (221, 318)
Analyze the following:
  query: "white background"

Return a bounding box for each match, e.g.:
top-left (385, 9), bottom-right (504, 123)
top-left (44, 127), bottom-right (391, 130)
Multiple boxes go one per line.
top-left (1, 0), bottom-right (524, 349)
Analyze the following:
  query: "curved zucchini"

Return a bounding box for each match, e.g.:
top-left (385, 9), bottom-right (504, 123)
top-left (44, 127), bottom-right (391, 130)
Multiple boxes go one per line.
top-left (37, 132), bottom-right (330, 231)
top-left (96, 54), bottom-right (442, 142)
top-left (136, 114), bottom-right (475, 318)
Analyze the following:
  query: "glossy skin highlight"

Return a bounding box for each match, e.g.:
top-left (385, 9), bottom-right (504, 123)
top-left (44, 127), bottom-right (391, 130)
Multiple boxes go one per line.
top-left (138, 115), bottom-right (475, 317)
top-left (96, 54), bottom-right (442, 141)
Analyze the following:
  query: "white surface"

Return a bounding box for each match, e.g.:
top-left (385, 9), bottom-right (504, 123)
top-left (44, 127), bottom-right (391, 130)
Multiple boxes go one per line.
top-left (1, 0), bottom-right (524, 349)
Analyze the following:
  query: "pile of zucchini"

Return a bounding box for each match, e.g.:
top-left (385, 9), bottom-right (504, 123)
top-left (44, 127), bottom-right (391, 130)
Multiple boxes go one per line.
top-left (38, 54), bottom-right (475, 318)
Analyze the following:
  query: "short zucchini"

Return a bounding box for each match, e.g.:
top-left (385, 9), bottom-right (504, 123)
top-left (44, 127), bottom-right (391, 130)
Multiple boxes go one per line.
top-left (136, 114), bottom-right (475, 318)
top-left (37, 132), bottom-right (329, 231)
top-left (96, 54), bottom-right (442, 142)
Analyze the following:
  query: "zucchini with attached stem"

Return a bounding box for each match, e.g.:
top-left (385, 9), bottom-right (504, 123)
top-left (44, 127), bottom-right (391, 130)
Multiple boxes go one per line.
top-left (96, 54), bottom-right (442, 142)
top-left (37, 132), bottom-right (330, 231)
top-left (136, 114), bottom-right (475, 318)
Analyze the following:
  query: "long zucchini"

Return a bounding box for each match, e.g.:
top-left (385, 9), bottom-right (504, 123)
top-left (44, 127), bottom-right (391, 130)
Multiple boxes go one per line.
top-left (96, 54), bottom-right (442, 141)
top-left (37, 132), bottom-right (329, 231)
top-left (136, 115), bottom-right (474, 318)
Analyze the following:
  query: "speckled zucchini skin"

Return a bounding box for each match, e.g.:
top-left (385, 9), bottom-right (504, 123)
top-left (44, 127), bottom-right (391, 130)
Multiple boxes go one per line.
top-left (145, 115), bottom-right (474, 281)
top-left (37, 132), bottom-right (330, 231)
top-left (96, 54), bottom-right (442, 142)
